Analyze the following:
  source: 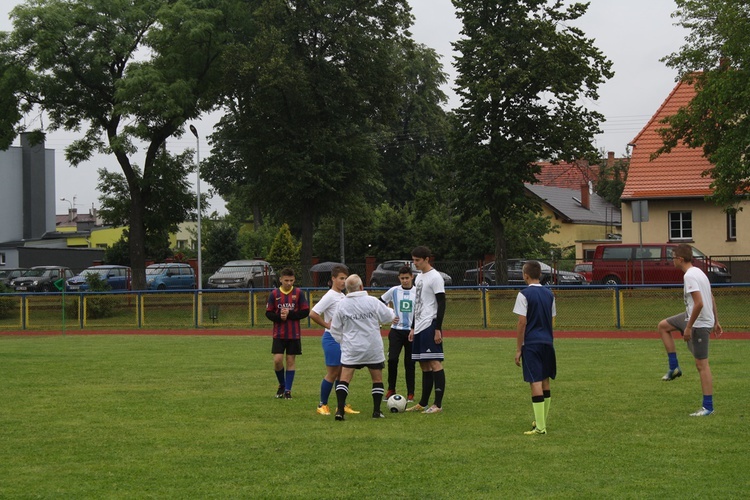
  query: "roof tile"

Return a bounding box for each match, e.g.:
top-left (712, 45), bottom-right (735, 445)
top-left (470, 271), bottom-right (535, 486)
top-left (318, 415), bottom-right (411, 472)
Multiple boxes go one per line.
top-left (622, 79), bottom-right (713, 199)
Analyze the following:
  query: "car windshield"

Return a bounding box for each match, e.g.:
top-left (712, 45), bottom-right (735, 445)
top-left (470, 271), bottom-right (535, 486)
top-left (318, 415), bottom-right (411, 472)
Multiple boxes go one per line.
top-left (79, 269), bottom-right (109, 278)
top-left (218, 265), bottom-right (252, 274)
top-left (24, 269), bottom-right (49, 277)
top-left (692, 248), bottom-right (706, 258)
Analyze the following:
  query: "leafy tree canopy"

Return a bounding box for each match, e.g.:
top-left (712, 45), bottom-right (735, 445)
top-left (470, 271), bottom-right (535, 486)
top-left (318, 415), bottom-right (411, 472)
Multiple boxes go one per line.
top-left (658, 0), bottom-right (750, 208)
top-left (202, 0), bottom-right (421, 266)
top-left (450, 0), bottom-right (613, 280)
top-left (0, 0), bottom-right (236, 288)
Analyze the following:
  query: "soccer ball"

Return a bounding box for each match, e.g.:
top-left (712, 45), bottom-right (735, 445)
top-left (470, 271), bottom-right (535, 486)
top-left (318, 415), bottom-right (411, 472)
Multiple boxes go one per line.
top-left (387, 394), bottom-right (407, 413)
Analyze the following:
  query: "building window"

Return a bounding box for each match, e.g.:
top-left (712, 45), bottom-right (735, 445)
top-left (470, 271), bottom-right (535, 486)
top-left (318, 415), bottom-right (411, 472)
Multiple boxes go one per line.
top-left (176, 239), bottom-right (187, 249)
top-left (0, 253), bottom-right (5, 265)
top-left (669, 211), bottom-right (692, 240)
top-left (727, 211), bottom-right (737, 241)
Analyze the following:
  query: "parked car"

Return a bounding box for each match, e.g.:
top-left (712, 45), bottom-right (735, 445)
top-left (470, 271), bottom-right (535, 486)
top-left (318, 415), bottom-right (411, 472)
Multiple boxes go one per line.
top-left (206, 260), bottom-right (277, 289)
top-left (573, 262), bottom-right (593, 283)
top-left (11, 266), bottom-right (75, 292)
top-left (463, 260), bottom-right (587, 286)
top-left (66, 265), bottom-right (131, 291)
top-left (369, 260), bottom-right (453, 287)
top-left (146, 263), bottom-right (196, 290)
top-left (591, 243), bottom-right (731, 285)
top-left (0, 268), bottom-right (28, 288)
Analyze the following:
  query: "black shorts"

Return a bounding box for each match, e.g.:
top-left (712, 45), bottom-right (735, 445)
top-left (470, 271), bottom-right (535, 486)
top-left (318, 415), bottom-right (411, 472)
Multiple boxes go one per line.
top-left (521, 343), bottom-right (556, 383)
top-left (272, 338), bottom-right (302, 355)
top-left (341, 362), bottom-right (385, 370)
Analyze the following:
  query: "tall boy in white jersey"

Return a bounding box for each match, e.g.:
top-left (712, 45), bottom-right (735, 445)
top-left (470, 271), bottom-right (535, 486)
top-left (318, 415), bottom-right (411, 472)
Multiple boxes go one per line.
top-left (657, 243), bottom-right (722, 416)
top-left (407, 246), bottom-right (446, 414)
top-left (380, 265), bottom-right (417, 401)
top-left (309, 265), bottom-right (359, 416)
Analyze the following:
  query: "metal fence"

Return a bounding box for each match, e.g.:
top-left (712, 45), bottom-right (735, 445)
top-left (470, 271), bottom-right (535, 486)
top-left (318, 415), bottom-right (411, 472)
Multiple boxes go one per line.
top-left (1, 283), bottom-right (747, 332)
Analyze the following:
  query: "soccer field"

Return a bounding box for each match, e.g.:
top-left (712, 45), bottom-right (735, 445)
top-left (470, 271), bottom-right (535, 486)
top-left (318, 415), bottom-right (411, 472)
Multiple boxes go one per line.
top-left (1, 335), bottom-right (747, 498)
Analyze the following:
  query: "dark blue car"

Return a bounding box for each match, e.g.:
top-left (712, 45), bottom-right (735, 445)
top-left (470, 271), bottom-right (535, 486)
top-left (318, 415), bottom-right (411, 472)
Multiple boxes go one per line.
top-left (66, 265), bottom-right (131, 291)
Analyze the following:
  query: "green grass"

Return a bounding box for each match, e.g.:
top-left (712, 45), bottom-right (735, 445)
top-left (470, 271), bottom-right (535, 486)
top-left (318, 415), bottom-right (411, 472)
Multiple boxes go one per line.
top-left (1, 335), bottom-right (748, 498)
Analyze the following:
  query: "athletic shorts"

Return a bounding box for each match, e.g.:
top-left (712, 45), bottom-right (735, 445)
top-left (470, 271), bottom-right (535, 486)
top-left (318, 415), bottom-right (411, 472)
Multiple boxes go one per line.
top-left (411, 322), bottom-right (444, 361)
top-left (665, 313), bottom-right (711, 360)
top-left (272, 338), bottom-right (302, 355)
top-left (341, 362), bottom-right (386, 370)
top-left (321, 330), bottom-right (342, 366)
top-left (521, 343), bottom-right (556, 383)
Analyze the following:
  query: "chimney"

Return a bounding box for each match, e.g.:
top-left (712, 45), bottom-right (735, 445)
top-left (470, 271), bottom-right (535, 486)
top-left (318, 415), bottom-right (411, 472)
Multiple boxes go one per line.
top-left (68, 207), bottom-right (78, 222)
top-left (580, 184), bottom-right (590, 210)
top-left (607, 151), bottom-right (615, 168)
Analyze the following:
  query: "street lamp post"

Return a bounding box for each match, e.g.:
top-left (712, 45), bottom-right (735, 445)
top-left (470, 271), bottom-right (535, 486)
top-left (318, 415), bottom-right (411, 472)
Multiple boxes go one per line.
top-left (189, 125), bottom-right (202, 291)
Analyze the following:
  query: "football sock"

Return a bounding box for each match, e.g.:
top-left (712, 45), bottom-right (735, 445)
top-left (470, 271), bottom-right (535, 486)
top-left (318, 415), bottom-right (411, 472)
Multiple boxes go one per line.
top-left (320, 378), bottom-right (334, 405)
top-left (543, 390), bottom-right (551, 422)
top-left (532, 395), bottom-right (546, 432)
top-left (703, 394), bottom-right (713, 412)
top-left (668, 352), bottom-right (679, 370)
top-left (372, 382), bottom-right (385, 413)
top-left (284, 370), bottom-right (295, 392)
top-left (419, 371), bottom-right (434, 407)
top-left (335, 381), bottom-right (350, 414)
top-left (275, 369), bottom-right (285, 386)
top-left (433, 369), bottom-right (445, 408)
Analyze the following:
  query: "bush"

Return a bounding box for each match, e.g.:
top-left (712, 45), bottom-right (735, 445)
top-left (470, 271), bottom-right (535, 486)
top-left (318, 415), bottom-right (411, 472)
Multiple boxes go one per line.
top-left (67, 272), bottom-right (117, 319)
top-left (0, 282), bottom-right (14, 318)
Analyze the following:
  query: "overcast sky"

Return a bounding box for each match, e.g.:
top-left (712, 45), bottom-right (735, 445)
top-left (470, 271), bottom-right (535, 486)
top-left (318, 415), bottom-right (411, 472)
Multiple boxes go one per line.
top-left (2, 0), bottom-right (688, 216)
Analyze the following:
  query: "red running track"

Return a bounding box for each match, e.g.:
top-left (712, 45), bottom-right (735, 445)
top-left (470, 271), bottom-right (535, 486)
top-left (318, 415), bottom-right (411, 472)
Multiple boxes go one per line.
top-left (2, 329), bottom-right (749, 339)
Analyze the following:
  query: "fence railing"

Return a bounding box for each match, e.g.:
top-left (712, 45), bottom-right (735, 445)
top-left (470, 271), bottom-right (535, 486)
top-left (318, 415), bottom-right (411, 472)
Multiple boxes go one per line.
top-left (1, 283), bottom-right (747, 332)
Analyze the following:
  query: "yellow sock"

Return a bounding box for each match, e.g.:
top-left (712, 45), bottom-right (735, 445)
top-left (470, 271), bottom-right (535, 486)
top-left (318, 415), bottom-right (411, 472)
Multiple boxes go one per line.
top-left (544, 396), bottom-right (551, 423)
top-left (533, 401), bottom-right (546, 432)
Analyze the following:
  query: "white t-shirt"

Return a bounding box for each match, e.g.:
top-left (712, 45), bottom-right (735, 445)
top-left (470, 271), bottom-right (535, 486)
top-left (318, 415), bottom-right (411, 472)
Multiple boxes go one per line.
top-left (380, 285), bottom-right (415, 331)
top-left (683, 266), bottom-right (714, 328)
top-left (311, 288), bottom-right (345, 328)
top-left (330, 291), bottom-right (396, 365)
top-left (413, 268), bottom-right (445, 334)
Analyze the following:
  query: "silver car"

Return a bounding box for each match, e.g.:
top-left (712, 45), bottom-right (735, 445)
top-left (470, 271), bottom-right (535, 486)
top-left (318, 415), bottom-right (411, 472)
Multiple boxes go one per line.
top-left (207, 260), bottom-right (277, 289)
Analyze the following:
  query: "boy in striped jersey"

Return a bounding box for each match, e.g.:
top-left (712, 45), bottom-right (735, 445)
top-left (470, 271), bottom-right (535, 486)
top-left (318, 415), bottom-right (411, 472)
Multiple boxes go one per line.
top-left (266, 268), bottom-right (310, 399)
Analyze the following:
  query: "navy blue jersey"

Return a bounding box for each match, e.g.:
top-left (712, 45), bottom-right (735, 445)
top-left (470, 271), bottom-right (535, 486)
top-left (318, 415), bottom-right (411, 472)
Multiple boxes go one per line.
top-left (515, 285), bottom-right (555, 345)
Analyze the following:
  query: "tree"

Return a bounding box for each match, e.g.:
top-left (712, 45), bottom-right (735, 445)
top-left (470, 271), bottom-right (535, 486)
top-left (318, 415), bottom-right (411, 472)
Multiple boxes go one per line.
top-left (267, 223), bottom-right (302, 278)
top-left (202, 0), bottom-right (414, 268)
top-left (0, 0), bottom-right (234, 289)
top-left (202, 222), bottom-right (241, 271)
top-left (595, 154), bottom-right (630, 209)
top-left (657, 0), bottom-right (750, 208)
top-left (450, 0), bottom-right (613, 281)
top-left (96, 150), bottom-right (197, 262)
top-left (377, 42), bottom-right (451, 206)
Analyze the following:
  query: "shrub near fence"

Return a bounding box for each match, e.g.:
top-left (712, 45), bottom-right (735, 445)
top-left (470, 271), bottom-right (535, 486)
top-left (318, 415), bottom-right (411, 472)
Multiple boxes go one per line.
top-left (1, 283), bottom-right (747, 332)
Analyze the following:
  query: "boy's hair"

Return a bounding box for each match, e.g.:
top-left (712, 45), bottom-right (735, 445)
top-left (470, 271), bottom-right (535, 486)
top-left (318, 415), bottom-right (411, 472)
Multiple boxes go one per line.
top-left (674, 244), bottom-right (693, 262)
top-left (330, 265), bottom-right (349, 278)
top-left (279, 267), bottom-right (295, 278)
top-left (523, 260), bottom-right (542, 280)
top-left (411, 246), bottom-right (432, 260)
top-left (398, 265), bottom-right (413, 275)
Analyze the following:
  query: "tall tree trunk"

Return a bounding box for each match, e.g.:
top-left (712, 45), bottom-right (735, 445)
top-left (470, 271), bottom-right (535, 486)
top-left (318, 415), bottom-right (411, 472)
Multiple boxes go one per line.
top-left (489, 208), bottom-right (508, 283)
top-left (129, 189), bottom-right (147, 290)
top-left (300, 208), bottom-right (314, 285)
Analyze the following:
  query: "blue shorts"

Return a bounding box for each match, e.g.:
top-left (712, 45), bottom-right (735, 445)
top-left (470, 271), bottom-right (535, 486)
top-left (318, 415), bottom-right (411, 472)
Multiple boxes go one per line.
top-left (322, 331), bottom-right (341, 366)
top-left (411, 323), bottom-right (444, 361)
top-left (521, 343), bottom-right (556, 383)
